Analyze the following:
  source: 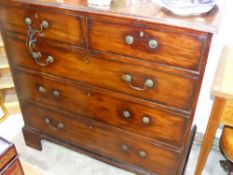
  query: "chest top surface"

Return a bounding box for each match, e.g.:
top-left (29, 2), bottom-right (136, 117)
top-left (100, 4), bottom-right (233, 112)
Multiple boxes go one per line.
top-left (2, 0), bottom-right (226, 33)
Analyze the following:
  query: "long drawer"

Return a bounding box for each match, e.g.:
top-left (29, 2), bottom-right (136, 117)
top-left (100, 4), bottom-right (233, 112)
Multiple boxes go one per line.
top-left (14, 70), bottom-right (187, 148)
top-left (21, 102), bottom-right (180, 175)
top-left (5, 36), bottom-right (196, 111)
top-left (0, 5), bottom-right (83, 46)
top-left (88, 20), bottom-right (205, 71)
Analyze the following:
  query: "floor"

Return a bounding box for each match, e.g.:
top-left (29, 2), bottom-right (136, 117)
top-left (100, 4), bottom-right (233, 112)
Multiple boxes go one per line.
top-left (21, 161), bottom-right (47, 175)
top-left (0, 114), bottom-right (227, 175)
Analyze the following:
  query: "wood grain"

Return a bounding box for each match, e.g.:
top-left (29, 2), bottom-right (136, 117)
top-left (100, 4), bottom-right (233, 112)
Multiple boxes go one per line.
top-left (0, 0), bottom-right (219, 174)
top-left (0, 94), bottom-right (9, 122)
top-left (220, 126), bottom-right (233, 162)
top-left (89, 20), bottom-right (205, 71)
top-left (22, 102), bottom-right (180, 175)
top-left (0, 5), bottom-right (83, 46)
top-left (0, 0), bottom-right (226, 34)
top-left (221, 100), bottom-right (233, 127)
top-left (194, 46), bottom-right (233, 175)
top-left (14, 69), bottom-right (188, 148)
top-left (4, 36), bottom-right (197, 112)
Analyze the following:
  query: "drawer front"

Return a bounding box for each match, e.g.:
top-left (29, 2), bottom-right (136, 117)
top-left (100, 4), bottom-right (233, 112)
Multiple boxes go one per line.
top-left (89, 20), bottom-right (205, 71)
top-left (5, 36), bottom-right (196, 111)
top-left (21, 102), bottom-right (180, 175)
top-left (0, 5), bottom-right (83, 46)
top-left (14, 70), bottom-right (187, 148)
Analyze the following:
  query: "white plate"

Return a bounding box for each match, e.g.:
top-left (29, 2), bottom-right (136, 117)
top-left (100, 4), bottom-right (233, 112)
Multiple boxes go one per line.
top-left (87, 0), bottom-right (112, 7)
top-left (156, 0), bottom-right (217, 16)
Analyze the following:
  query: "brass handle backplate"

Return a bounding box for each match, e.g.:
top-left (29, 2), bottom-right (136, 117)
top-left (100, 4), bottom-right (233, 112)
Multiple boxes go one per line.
top-left (38, 85), bottom-right (46, 93)
top-left (122, 74), bottom-right (154, 91)
top-left (142, 116), bottom-right (150, 125)
top-left (125, 35), bottom-right (134, 45)
top-left (139, 150), bottom-right (147, 158)
top-left (148, 39), bottom-right (158, 49)
top-left (52, 90), bottom-right (60, 97)
top-left (122, 111), bottom-right (131, 119)
top-left (121, 144), bottom-right (129, 152)
top-left (25, 17), bottom-right (54, 67)
top-left (44, 117), bottom-right (64, 130)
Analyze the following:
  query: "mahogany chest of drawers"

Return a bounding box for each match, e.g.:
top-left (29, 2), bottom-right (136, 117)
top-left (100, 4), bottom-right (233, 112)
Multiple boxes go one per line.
top-left (0, 1), bottom-right (224, 174)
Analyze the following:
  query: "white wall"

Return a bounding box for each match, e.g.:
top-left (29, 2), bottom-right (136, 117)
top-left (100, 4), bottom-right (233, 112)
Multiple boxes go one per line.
top-left (194, 0), bottom-right (233, 135)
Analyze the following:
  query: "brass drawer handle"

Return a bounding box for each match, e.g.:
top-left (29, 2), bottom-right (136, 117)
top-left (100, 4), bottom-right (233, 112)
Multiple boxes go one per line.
top-left (38, 86), bottom-right (61, 98)
top-left (148, 39), bottom-right (158, 49)
top-left (52, 90), bottom-right (60, 97)
top-left (33, 54), bottom-right (54, 67)
top-left (122, 111), bottom-right (131, 119)
top-left (139, 150), bottom-right (147, 158)
top-left (142, 116), bottom-right (150, 125)
top-left (25, 17), bottom-right (53, 67)
top-left (125, 35), bottom-right (134, 45)
top-left (121, 144), bottom-right (129, 152)
top-left (122, 74), bottom-right (154, 91)
top-left (38, 86), bottom-right (46, 93)
top-left (44, 117), bottom-right (64, 130)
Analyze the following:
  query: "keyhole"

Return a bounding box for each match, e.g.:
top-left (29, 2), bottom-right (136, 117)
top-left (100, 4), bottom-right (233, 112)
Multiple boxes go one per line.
top-left (87, 91), bottom-right (91, 97)
top-left (35, 13), bottom-right (39, 18)
top-left (139, 31), bottom-right (144, 38)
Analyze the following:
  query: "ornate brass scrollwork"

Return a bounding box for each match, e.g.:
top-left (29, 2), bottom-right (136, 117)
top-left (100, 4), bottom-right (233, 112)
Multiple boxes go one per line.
top-left (25, 17), bottom-right (54, 66)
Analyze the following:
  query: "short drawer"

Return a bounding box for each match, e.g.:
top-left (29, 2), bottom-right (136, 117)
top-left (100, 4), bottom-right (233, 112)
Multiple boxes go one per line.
top-left (5, 36), bottom-right (196, 111)
top-left (21, 102), bottom-right (180, 175)
top-left (0, 5), bottom-right (83, 46)
top-left (14, 70), bottom-right (187, 148)
top-left (88, 20), bottom-right (205, 71)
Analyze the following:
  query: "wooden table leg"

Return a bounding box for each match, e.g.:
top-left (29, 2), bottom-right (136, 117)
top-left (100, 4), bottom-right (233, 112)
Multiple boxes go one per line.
top-left (0, 94), bottom-right (9, 122)
top-left (194, 97), bottom-right (226, 175)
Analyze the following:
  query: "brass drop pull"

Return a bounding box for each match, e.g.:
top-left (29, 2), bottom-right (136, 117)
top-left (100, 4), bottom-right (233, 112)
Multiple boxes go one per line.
top-left (122, 74), bottom-right (154, 91)
top-left (44, 117), bottom-right (64, 130)
top-left (139, 150), bottom-right (147, 158)
top-left (38, 86), bottom-right (46, 93)
top-left (121, 144), bottom-right (129, 152)
top-left (142, 116), bottom-right (150, 125)
top-left (25, 17), bottom-right (54, 67)
top-left (125, 35), bottom-right (134, 45)
top-left (122, 111), bottom-right (131, 119)
top-left (33, 55), bottom-right (54, 67)
top-left (52, 90), bottom-right (60, 97)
